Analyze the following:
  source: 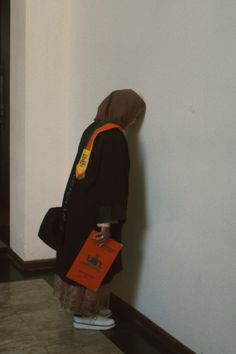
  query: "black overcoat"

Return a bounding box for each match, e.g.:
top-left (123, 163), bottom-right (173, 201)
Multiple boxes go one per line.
top-left (55, 121), bottom-right (130, 287)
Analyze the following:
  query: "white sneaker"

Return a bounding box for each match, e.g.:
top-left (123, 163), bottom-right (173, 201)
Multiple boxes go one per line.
top-left (73, 315), bottom-right (115, 330)
top-left (99, 308), bottom-right (112, 317)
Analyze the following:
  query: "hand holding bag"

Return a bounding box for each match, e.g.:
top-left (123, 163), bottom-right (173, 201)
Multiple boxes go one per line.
top-left (38, 207), bottom-right (63, 250)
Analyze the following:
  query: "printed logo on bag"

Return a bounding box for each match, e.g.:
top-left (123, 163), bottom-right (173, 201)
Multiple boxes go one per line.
top-left (86, 254), bottom-right (103, 271)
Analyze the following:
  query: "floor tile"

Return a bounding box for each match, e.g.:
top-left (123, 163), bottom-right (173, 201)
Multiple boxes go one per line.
top-left (0, 253), bottom-right (176, 354)
top-left (0, 278), bottom-right (124, 354)
top-left (0, 314), bottom-right (46, 354)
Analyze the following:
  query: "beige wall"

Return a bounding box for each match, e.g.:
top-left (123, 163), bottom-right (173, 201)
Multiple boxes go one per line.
top-left (68, 2), bottom-right (236, 354)
top-left (10, 0), bottom-right (26, 259)
top-left (10, 0), bottom-right (70, 259)
top-left (10, 1), bottom-right (236, 354)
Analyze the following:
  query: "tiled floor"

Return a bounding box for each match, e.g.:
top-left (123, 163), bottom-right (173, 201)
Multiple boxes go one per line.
top-left (0, 278), bottom-right (122, 354)
top-left (0, 250), bottom-right (170, 354)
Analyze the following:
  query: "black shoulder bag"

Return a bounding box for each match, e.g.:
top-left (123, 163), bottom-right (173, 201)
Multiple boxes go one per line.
top-left (38, 207), bottom-right (64, 250)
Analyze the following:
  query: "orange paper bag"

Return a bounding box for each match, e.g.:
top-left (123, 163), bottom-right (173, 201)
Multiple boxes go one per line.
top-left (66, 229), bottom-right (123, 291)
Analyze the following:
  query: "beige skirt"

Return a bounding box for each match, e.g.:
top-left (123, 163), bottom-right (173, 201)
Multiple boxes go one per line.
top-left (53, 273), bottom-right (111, 316)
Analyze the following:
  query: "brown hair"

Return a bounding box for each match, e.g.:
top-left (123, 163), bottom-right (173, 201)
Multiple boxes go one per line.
top-left (95, 89), bottom-right (146, 129)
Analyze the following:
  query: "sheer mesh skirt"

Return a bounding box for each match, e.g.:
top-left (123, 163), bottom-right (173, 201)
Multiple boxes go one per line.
top-left (53, 273), bottom-right (111, 316)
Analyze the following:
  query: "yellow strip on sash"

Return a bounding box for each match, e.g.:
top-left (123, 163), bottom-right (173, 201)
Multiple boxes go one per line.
top-left (75, 148), bottom-right (91, 180)
top-left (76, 123), bottom-right (124, 180)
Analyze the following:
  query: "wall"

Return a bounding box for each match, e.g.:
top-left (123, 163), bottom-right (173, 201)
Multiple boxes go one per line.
top-left (68, 2), bottom-right (236, 354)
top-left (10, 1), bottom-right (236, 353)
top-left (10, 0), bottom-right (26, 258)
top-left (10, 0), bottom-right (70, 259)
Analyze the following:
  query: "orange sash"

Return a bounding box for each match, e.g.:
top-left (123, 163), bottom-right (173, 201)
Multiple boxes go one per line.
top-left (75, 123), bottom-right (124, 180)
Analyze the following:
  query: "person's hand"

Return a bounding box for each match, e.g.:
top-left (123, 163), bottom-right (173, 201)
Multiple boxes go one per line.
top-left (93, 226), bottom-right (111, 247)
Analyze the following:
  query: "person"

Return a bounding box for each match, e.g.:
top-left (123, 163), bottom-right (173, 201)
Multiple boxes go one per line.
top-left (53, 89), bottom-right (146, 330)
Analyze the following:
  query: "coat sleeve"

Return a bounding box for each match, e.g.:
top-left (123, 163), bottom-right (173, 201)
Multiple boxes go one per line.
top-left (95, 130), bottom-right (130, 224)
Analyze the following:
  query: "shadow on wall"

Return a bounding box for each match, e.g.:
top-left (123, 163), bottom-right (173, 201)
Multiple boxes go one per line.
top-left (121, 113), bottom-right (147, 303)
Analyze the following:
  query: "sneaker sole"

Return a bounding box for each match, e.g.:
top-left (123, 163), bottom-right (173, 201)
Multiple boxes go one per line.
top-left (73, 321), bottom-right (115, 331)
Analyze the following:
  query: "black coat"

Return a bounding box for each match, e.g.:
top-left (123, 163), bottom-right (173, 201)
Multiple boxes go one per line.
top-left (55, 121), bottom-right (130, 286)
